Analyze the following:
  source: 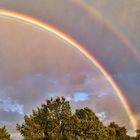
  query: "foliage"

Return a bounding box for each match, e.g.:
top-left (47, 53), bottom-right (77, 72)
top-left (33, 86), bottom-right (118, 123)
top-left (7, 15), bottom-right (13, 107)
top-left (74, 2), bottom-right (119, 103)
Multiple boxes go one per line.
top-left (72, 107), bottom-right (109, 140)
top-left (0, 126), bottom-right (11, 140)
top-left (15, 96), bottom-right (139, 140)
top-left (135, 129), bottom-right (140, 140)
top-left (108, 122), bottom-right (133, 140)
top-left (17, 97), bottom-right (72, 140)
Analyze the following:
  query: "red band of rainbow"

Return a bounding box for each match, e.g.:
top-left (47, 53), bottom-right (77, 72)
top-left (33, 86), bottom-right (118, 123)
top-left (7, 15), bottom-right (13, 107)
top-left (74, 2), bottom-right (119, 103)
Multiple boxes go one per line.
top-left (0, 9), bottom-right (137, 131)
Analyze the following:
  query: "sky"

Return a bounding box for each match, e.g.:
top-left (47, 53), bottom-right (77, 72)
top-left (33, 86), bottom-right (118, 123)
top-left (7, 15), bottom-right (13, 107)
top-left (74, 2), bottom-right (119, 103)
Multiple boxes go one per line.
top-left (0, 0), bottom-right (139, 112)
top-left (0, 17), bottom-right (130, 139)
top-left (83, 0), bottom-right (140, 52)
top-left (0, 0), bottom-right (139, 139)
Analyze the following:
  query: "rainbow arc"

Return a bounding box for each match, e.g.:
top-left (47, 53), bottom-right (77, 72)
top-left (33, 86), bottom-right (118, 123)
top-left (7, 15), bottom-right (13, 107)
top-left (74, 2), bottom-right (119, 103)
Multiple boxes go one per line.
top-left (0, 9), bottom-right (137, 131)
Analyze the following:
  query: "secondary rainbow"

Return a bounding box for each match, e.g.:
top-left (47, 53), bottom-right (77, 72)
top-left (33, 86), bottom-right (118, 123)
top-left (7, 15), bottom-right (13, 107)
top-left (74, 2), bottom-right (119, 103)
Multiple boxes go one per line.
top-left (0, 9), bottom-right (137, 131)
top-left (75, 0), bottom-right (140, 61)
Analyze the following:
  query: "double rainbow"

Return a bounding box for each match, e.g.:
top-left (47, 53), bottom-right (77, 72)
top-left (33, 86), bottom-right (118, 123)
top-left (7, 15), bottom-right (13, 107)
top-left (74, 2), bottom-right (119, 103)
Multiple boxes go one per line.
top-left (76, 0), bottom-right (140, 61)
top-left (0, 9), bottom-right (137, 131)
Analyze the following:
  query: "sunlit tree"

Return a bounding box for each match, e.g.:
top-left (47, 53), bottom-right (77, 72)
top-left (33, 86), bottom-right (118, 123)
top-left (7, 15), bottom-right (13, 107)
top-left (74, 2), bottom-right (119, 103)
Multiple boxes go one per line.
top-left (108, 122), bottom-right (134, 140)
top-left (0, 126), bottom-right (11, 140)
top-left (135, 128), bottom-right (140, 140)
top-left (17, 96), bottom-right (138, 140)
top-left (17, 97), bottom-right (72, 140)
top-left (73, 107), bottom-right (109, 140)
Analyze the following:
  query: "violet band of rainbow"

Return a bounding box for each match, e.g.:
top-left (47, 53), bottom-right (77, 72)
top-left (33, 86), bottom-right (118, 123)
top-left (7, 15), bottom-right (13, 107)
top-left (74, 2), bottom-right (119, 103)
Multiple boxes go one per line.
top-left (0, 9), bottom-right (137, 131)
top-left (75, 0), bottom-right (140, 61)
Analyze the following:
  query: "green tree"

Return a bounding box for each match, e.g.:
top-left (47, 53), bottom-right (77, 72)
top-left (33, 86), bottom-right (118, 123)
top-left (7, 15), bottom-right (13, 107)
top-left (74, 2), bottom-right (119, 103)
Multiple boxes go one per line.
top-left (17, 97), bottom-right (72, 140)
top-left (17, 96), bottom-right (137, 140)
top-left (0, 126), bottom-right (11, 140)
top-left (108, 122), bottom-right (133, 140)
top-left (73, 107), bottom-right (109, 140)
top-left (135, 129), bottom-right (140, 140)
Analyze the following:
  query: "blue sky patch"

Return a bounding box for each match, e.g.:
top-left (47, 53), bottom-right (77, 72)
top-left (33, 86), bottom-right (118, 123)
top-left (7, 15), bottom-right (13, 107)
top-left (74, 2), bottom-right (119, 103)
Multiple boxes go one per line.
top-left (73, 91), bottom-right (89, 102)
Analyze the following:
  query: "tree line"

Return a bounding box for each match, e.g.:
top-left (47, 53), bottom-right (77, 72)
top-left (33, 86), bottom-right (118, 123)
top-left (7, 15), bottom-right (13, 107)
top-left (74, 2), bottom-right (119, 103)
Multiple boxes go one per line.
top-left (0, 97), bottom-right (140, 140)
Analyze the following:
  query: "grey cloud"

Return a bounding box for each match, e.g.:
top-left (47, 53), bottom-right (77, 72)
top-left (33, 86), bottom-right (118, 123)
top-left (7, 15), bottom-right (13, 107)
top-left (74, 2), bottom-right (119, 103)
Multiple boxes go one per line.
top-left (0, 110), bottom-right (23, 122)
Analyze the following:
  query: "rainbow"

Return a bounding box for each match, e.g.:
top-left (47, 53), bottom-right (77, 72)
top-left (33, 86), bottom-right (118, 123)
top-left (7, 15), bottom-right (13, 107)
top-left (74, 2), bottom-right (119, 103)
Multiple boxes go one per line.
top-left (0, 9), bottom-right (137, 131)
top-left (76, 0), bottom-right (140, 61)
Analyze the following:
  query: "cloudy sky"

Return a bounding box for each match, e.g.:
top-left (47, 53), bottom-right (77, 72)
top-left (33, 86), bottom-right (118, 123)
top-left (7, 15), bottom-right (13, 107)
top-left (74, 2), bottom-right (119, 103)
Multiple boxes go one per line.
top-left (0, 0), bottom-right (139, 139)
top-left (0, 17), bottom-right (130, 139)
top-left (0, 0), bottom-right (139, 111)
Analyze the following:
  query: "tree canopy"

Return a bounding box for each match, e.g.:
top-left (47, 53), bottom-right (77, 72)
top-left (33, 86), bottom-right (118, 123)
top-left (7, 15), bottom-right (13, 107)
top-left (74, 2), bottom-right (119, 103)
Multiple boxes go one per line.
top-left (0, 126), bottom-right (11, 140)
top-left (16, 97), bottom-right (139, 140)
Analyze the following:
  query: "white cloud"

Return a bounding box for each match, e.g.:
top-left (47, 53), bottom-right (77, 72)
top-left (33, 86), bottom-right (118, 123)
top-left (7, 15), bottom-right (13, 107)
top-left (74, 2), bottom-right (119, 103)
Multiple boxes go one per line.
top-left (11, 133), bottom-right (23, 140)
top-left (0, 91), bottom-right (24, 115)
top-left (96, 112), bottom-right (106, 121)
top-left (66, 96), bottom-right (72, 101)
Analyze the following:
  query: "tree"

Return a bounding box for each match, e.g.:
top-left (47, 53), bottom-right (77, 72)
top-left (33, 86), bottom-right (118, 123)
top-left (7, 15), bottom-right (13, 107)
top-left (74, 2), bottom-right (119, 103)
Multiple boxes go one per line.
top-left (17, 97), bottom-right (73, 140)
top-left (73, 107), bottom-right (109, 140)
top-left (0, 126), bottom-right (11, 140)
top-left (17, 97), bottom-right (110, 140)
top-left (135, 129), bottom-right (140, 140)
top-left (108, 122), bottom-right (133, 140)
top-left (17, 96), bottom-right (137, 140)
